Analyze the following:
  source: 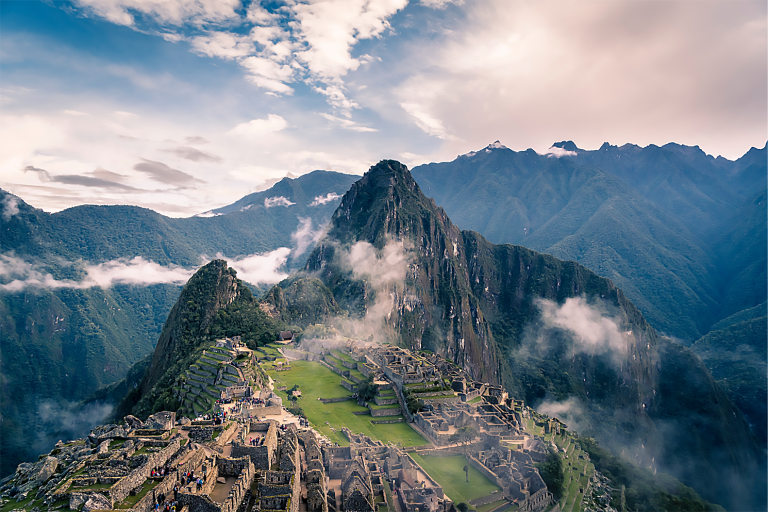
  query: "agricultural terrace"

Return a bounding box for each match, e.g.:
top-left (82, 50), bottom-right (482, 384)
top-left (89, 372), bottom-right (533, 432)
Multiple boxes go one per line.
top-left (554, 434), bottom-right (596, 512)
top-left (264, 360), bottom-right (428, 447)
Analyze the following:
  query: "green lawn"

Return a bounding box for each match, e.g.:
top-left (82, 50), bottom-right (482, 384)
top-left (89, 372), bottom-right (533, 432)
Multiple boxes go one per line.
top-left (410, 454), bottom-right (500, 504)
top-left (476, 499), bottom-right (507, 512)
top-left (332, 350), bottom-right (356, 363)
top-left (265, 361), bottom-right (428, 447)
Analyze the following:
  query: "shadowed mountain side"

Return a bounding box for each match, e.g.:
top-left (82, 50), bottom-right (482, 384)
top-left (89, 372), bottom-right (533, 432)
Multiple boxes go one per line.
top-left (412, 148), bottom-right (718, 340)
top-left (691, 313), bottom-right (768, 446)
top-left (264, 160), bottom-right (763, 510)
top-left (709, 189), bottom-right (768, 321)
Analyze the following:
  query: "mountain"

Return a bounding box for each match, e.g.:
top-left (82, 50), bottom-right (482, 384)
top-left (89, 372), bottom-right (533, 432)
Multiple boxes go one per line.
top-left (0, 170), bottom-right (356, 476)
top-left (117, 259), bottom-right (284, 420)
top-left (570, 141), bottom-right (751, 233)
top-left (708, 188), bottom-right (767, 321)
top-left (411, 144), bottom-right (718, 340)
top-left (690, 305), bottom-right (767, 445)
top-left (266, 160), bottom-right (764, 510)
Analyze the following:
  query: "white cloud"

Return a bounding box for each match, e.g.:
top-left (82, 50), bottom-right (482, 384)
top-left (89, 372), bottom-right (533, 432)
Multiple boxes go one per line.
top-left (228, 114), bottom-right (288, 138)
top-left (320, 113), bottom-right (377, 132)
top-left (190, 32), bottom-right (254, 60)
top-left (347, 240), bottom-right (408, 288)
top-left (264, 196), bottom-right (295, 208)
top-left (541, 146), bottom-right (577, 158)
top-left (537, 297), bottom-right (628, 358)
top-left (420, 0), bottom-right (462, 8)
top-left (400, 103), bottom-right (456, 140)
top-left (291, 217), bottom-right (325, 257)
top-left (0, 255), bottom-right (194, 291)
top-left (1, 196), bottom-right (20, 221)
top-left (63, 110), bottom-right (88, 116)
top-left (225, 248), bottom-right (291, 285)
top-left (309, 192), bottom-right (341, 206)
top-left (73, 0), bottom-right (240, 27)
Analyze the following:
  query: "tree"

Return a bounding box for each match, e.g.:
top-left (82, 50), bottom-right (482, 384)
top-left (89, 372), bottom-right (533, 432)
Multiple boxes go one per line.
top-left (457, 503), bottom-right (468, 512)
top-left (535, 450), bottom-right (564, 500)
top-left (357, 376), bottom-right (376, 402)
top-left (449, 426), bottom-right (477, 448)
top-left (463, 464), bottom-right (469, 482)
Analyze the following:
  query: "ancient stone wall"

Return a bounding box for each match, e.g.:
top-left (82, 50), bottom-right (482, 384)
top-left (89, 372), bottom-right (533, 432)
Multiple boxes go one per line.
top-left (219, 458), bottom-right (254, 512)
top-left (370, 418), bottom-right (405, 424)
top-left (131, 472), bottom-right (177, 512)
top-left (108, 438), bottom-right (181, 504)
top-left (178, 493), bottom-right (221, 512)
top-left (369, 407), bottom-right (401, 417)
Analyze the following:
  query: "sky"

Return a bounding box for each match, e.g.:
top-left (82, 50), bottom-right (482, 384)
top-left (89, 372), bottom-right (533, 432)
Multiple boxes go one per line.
top-left (0, 0), bottom-right (765, 217)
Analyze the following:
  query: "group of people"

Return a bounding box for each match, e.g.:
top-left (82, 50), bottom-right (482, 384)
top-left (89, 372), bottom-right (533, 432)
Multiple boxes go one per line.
top-left (153, 491), bottom-right (180, 511)
top-left (150, 465), bottom-right (171, 478)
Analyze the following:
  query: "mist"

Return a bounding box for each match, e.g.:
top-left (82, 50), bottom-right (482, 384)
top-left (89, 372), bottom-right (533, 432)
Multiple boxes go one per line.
top-left (31, 399), bottom-right (114, 461)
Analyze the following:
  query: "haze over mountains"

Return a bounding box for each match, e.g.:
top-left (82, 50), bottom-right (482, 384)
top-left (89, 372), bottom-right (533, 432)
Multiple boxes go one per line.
top-left (0, 141), bottom-right (765, 510)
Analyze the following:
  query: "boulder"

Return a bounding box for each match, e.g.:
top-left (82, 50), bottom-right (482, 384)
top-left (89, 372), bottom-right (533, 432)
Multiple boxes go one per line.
top-left (17, 457), bottom-right (58, 493)
top-left (145, 411), bottom-right (175, 430)
top-left (217, 477), bottom-right (226, 484)
top-left (180, 417), bottom-right (192, 426)
top-left (124, 415), bottom-right (144, 429)
top-left (69, 492), bottom-right (89, 510)
top-left (82, 493), bottom-right (112, 511)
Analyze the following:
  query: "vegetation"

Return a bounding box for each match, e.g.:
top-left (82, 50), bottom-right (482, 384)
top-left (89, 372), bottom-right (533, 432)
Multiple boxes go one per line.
top-left (575, 436), bottom-right (723, 512)
top-left (409, 454), bottom-right (500, 504)
top-left (265, 360), bottom-right (427, 447)
top-left (535, 451), bottom-right (565, 499)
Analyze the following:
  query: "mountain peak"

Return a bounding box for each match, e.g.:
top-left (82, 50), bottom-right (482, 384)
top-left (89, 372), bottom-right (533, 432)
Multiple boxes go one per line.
top-left (552, 140), bottom-right (581, 151)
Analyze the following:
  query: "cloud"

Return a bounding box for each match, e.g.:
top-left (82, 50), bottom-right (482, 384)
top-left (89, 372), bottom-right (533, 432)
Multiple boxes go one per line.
top-left (400, 103), bottom-right (456, 140)
top-left (23, 165), bottom-right (138, 190)
top-left (264, 196), bottom-right (295, 208)
top-left (542, 146), bottom-right (577, 158)
top-left (224, 248), bottom-right (291, 285)
top-left (537, 297), bottom-right (628, 359)
top-left (1, 195), bottom-right (20, 221)
top-left (190, 31), bottom-right (254, 60)
top-left (163, 146), bottom-right (222, 162)
top-left (133, 158), bottom-right (203, 186)
top-left (228, 114), bottom-right (288, 138)
top-left (84, 257), bottom-right (195, 287)
top-left (347, 240), bottom-right (408, 289)
top-left (183, 136), bottom-right (209, 145)
top-left (309, 192), bottom-right (341, 206)
top-left (319, 113), bottom-right (377, 132)
top-left (0, 255), bottom-right (195, 291)
top-left (291, 217), bottom-right (325, 257)
top-left (535, 397), bottom-right (588, 434)
top-left (33, 399), bottom-right (114, 460)
top-left (63, 110), bottom-right (88, 116)
top-left (420, 0), bottom-right (462, 8)
top-left (72, 0), bottom-right (240, 27)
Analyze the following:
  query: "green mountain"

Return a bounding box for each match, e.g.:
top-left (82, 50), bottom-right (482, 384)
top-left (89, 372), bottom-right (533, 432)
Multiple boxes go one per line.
top-left (411, 145), bottom-right (718, 341)
top-left (117, 259), bottom-right (284, 420)
top-left (0, 170), bottom-right (356, 476)
top-left (266, 160), bottom-right (764, 510)
top-left (690, 306), bottom-right (767, 445)
top-left (708, 189), bottom-right (767, 321)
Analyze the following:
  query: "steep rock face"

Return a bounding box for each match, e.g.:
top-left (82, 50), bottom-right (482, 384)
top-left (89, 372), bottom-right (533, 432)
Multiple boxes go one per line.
top-left (269, 160), bottom-right (763, 510)
top-left (300, 160), bottom-right (499, 383)
top-left (141, 260), bottom-right (241, 395)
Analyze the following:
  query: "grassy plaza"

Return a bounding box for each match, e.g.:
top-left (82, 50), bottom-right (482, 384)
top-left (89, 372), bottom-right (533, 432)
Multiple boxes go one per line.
top-left (265, 360), bottom-right (428, 447)
top-left (409, 454), bottom-right (501, 505)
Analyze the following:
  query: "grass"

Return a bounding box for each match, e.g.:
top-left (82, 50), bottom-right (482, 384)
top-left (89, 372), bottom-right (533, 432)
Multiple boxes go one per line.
top-left (467, 396), bottom-right (483, 404)
top-left (368, 403), bottom-right (400, 410)
top-left (114, 479), bottom-right (160, 509)
top-left (332, 350), bottom-right (356, 363)
top-left (409, 454), bottom-right (500, 504)
top-left (109, 439), bottom-right (126, 449)
top-left (264, 361), bottom-right (428, 447)
top-left (476, 499), bottom-right (507, 512)
top-left (0, 494), bottom-right (44, 512)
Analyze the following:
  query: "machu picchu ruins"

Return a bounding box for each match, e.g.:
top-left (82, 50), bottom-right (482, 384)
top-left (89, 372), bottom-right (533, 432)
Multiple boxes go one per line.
top-left (0, 335), bottom-right (613, 512)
